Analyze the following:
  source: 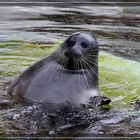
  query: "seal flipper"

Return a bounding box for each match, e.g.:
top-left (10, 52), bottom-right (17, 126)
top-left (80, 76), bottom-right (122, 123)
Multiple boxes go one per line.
top-left (88, 96), bottom-right (111, 106)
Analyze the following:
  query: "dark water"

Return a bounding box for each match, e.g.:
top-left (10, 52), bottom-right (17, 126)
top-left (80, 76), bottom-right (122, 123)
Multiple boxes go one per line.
top-left (0, 5), bottom-right (140, 138)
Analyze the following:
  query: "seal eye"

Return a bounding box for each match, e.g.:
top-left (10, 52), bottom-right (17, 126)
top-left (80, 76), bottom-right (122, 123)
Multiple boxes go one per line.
top-left (81, 42), bottom-right (89, 49)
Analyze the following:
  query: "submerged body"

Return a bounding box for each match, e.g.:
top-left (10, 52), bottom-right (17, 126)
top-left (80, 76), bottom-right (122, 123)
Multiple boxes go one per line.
top-left (8, 32), bottom-right (99, 104)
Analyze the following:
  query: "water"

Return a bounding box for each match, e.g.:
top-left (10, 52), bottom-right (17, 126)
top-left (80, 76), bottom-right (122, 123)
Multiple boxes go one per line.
top-left (0, 5), bottom-right (140, 137)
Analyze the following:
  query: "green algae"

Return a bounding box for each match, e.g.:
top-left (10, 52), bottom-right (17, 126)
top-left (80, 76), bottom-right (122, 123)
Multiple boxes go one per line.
top-left (0, 40), bottom-right (61, 76)
top-left (99, 52), bottom-right (140, 107)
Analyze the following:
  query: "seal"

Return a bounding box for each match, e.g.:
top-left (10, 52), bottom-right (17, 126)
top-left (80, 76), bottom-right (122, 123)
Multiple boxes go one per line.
top-left (8, 32), bottom-right (101, 105)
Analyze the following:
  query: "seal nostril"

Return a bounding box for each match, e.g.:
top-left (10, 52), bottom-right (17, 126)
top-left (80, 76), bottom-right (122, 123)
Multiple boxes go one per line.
top-left (64, 49), bottom-right (73, 57)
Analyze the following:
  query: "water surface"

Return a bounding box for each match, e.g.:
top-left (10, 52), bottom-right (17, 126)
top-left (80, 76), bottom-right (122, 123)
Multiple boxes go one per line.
top-left (0, 5), bottom-right (140, 137)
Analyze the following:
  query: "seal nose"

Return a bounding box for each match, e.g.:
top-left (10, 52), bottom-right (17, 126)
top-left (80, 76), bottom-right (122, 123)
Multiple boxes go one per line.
top-left (64, 49), bottom-right (73, 57)
top-left (64, 47), bottom-right (82, 58)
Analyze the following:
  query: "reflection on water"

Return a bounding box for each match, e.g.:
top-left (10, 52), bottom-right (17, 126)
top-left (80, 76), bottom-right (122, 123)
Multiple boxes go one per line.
top-left (0, 6), bottom-right (140, 60)
top-left (0, 5), bottom-right (140, 137)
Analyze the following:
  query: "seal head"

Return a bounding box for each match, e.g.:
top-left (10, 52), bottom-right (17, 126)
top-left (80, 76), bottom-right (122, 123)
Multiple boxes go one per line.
top-left (58, 32), bottom-right (98, 71)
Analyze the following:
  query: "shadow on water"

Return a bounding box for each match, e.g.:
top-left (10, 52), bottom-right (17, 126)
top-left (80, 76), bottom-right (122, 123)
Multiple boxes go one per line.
top-left (0, 5), bottom-right (140, 137)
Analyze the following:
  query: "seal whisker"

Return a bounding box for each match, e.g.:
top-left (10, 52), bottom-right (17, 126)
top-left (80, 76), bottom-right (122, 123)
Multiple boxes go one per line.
top-left (75, 59), bottom-right (81, 85)
top-left (61, 56), bottom-right (68, 71)
top-left (36, 56), bottom-right (64, 81)
top-left (50, 56), bottom-right (68, 81)
top-left (79, 60), bottom-right (89, 88)
top-left (83, 57), bottom-right (108, 84)
top-left (81, 57), bottom-right (100, 88)
top-left (32, 61), bottom-right (55, 76)
top-left (73, 59), bottom-right (77, 71)
top-left (81, 57), bottom-right (93, 79)
top-left (45, 58), bottom-right (65, 82)
top-left (75, 60), bottom-right (81, 86)
top-left (76, 61), bottom-right (80, 85)
top-left (84, 54), bottom-right (98, 58)
top-left (82, 57), bottom-right (99, 79)
top-left (58, 58), bottom-right (66, 80)
top-left (33, 56), bottom-right (62, 75)
top-left (83, 57), bottom-right (98, 67)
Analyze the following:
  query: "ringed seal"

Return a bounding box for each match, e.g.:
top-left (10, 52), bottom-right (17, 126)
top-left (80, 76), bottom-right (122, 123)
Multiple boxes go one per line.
top-left (8, 32), bottom-right (102, 105)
